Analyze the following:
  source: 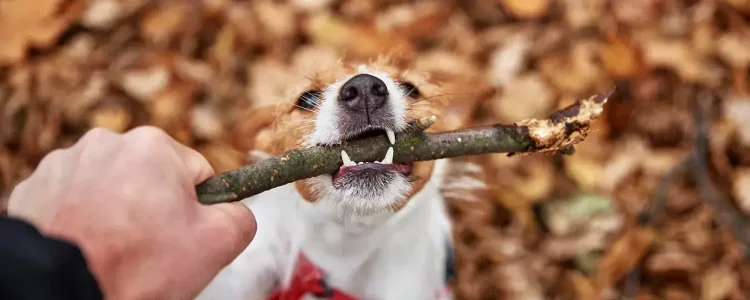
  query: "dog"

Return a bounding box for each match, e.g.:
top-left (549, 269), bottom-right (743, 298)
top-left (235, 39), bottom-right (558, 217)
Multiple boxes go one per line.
top-left (196, 57), bottom-right (484, 300)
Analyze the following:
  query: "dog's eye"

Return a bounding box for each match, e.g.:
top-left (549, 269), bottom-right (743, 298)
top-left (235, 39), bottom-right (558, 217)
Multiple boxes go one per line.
top-left (400, 81), bottom-right (421, 99)
top-left (296, 90), bottom-right (321, 110)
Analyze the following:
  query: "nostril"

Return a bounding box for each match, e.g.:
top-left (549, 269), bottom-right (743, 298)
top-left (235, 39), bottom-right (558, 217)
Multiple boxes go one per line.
top-left (340, 86), bottom-right (358, 102)
top-left (371, 83), bottom-right (388, 97)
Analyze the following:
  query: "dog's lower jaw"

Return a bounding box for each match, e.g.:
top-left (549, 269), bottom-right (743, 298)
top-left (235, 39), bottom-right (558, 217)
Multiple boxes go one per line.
top-left (306, 173), bottom-right (412, 220)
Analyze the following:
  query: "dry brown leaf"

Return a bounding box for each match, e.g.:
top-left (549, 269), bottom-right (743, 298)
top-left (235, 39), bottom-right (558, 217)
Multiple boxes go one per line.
top-left (119, 64), bottom-right (172, 102)
top-left (596, 226), bottom-right (655, 289)
top-left (488, 35), bottom-right (531, 87)
top-left (209, 24), bottom-right (237, 69)
top-left (569, 271), bottom-right (602, 300)
top-left (290, 0), bottom-right (334, 12)
top-left (88, 105), bottom-right (132, 133)
top-left (538, 41), bottom-right (602, 94)
top-left (254, 0), bottom-right (296, 41)
top-left (716, 33), bottom-right (750, 69)
top-left (642, 38), bottom-right (722, 85)
top-left (247, 58), bottom-right (296, 109)
top-left (139, 3), bottom-right (189, 45)
top-left (644, 243), bottom-right (700, 277)
top-left (148, 82), bottom-right (195, 129)
top-left (197, 142), bottom-right (245, 174)
top-left (599, 35), bottom-right (643, 79)
top-left (722, 94), bottom-right (750, 147)
top-left (498, 0), bottom-right (550, 20)
top-left (0, 0), bottom-right (80, 66)
top-left (503, 157), bottom-right (555, 203)
top-left (731, 168), bottom-right (750, 214)
top-left (491, 73), bottom-right (554, 121)
top-left (191, 103), bottom-right (226, 141)
top-left (80, 0), bottom-right (123, 30)
top-left (304, 13), bottom-right (413, 61)
top-left (563, 0), bottom-right (605, 30)
top-left (375, 2), bottom-right (451, 41)
top-left (701, 265), bottom-right (739, 300)
top-left (721, 0), bottom-right (750, 13)
top-left (612, 0), bottom-right (661, 26)
top-left (564, 154), bottom-right (604, 191)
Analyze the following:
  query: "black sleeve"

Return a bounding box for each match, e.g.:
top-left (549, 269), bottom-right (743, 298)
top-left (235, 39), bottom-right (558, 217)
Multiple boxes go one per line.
top-left (0, 216), bottom-right (103, 300)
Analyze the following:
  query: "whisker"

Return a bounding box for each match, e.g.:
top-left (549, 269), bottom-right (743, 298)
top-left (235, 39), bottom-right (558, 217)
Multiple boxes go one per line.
top-left (293, 104), bottom-right (318, 113)
top-left (411, 92), bottom-right (481, 104)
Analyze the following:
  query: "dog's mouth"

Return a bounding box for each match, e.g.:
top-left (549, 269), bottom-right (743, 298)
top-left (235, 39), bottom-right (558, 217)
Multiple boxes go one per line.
top-left (328, 127), bottom-right (413, 187)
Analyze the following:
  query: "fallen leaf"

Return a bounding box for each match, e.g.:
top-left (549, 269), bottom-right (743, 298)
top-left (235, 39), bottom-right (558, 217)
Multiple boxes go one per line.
top-left (731, 168), bottom-right (750, 214)
top-left (569, 271), bottom-right (602, 300)
top-left (538, 41), bottom-right (602, 94)
top-left (80, 0), bottom-right (123, 30)
top-left (543, 193), bottom-right (619, 237)
top-left (596, 226), bottom-right (655, 289)
top-left (89, 105), bottom-right (131, 133)
top-left (491, 73), bottom-right (555, 121)
top-left (599, 35), bottom-right (643, 79)
top-left (191, 103), bottom-right (226, 140)
top-left (0, 0), bottom-right (79, 66)
top-left (498, 0), bottom-right (551, 20)
top-left (564, 154), bottom-right (605, 191)
top-left (487, 35), bottom-right (531, 87)
top-left (701, 265), bottom-right (738, 300)
top-left (119, 65), bottom-right (172, 102)
top-left (642, 38), bottom-right (722, 85)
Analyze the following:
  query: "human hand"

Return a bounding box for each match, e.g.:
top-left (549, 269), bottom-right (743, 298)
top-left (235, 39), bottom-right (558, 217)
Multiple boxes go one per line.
top-left (7, 127), bottom-right (257, 300)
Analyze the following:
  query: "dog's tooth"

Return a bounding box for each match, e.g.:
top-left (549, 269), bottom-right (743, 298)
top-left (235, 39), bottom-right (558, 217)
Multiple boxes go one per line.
top-left (382, 147), bottom-right (394, 164)
top-left (341, 150), bottom-right (356, 167)
top-left (385, 128), bottom-right (395, 145)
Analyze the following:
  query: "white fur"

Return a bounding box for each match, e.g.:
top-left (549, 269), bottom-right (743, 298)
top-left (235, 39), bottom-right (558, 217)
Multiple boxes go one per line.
top-left (196, 70), bottom-right (455, 300)
top-left (196, 159), bottom-right (453, 300)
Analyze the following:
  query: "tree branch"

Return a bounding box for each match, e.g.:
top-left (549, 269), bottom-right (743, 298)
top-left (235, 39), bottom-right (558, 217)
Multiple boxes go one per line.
top-left (195, 88), bottom-right (615, 204)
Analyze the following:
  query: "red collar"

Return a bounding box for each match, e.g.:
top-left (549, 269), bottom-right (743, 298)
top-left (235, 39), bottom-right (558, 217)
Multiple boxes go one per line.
top-left (268, 252), bottom-right (453, 300)
top-left (268, 252), bottom-right (359, 300)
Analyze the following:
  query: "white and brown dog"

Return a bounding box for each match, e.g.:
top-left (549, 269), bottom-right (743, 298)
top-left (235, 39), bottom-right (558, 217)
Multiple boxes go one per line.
top-left (196, 58), bottom-right (482, 300)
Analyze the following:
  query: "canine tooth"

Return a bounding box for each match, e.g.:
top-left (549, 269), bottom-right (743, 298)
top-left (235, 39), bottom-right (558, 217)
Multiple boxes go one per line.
top-left (382, 147), bottom-right (394, 164)
top-left (358, 162), bottom-right (364, 165)
top-left (341, 150), bottom-right (356, 167)
top-left (385, 129), bottom-right (395, 145)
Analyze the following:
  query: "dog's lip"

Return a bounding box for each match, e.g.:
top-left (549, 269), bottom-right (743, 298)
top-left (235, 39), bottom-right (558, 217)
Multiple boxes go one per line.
top-left (332, 162), bottom-right (413, 184)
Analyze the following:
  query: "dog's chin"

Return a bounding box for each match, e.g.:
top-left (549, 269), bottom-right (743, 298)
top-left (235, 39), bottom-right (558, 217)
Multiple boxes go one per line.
top-left (307, 168), bottom-right (412, 216)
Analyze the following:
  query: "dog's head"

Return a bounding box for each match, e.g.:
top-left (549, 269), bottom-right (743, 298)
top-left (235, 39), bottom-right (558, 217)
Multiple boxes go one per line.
top-left (238, 57), bottom-right (452, 216)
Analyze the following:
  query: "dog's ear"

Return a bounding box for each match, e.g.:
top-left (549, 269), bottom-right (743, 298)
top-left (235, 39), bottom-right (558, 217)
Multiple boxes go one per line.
top-left (231, 104), bottom-right (285, 156)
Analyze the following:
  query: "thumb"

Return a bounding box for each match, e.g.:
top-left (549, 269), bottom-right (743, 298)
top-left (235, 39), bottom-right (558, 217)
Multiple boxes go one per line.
top-left (196, 202), bottom-right (257, 269)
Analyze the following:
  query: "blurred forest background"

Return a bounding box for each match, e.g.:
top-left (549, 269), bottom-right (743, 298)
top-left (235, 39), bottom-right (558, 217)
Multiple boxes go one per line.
top-left (2, 0), bottom-right (750, 299)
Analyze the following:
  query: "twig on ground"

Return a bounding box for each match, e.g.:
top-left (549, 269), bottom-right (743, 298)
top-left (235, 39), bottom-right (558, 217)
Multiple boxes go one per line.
top-left (689, 90), bottom-right (750, 261)
top-left (195, 88), bottom-right (615, 204)
top-left (623, 157), bottom-right (690, 299)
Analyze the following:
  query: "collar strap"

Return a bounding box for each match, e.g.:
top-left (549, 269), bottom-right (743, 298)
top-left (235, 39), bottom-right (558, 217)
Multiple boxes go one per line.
top-left (268, 253), bottom-right (359, 300)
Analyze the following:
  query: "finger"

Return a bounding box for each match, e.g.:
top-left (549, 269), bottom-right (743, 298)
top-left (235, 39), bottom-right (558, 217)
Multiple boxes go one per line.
top-left (172, 144), bottom-right (215, 185)
top-left (125, 126), bottom-right (214, 184)
top-left (195, 202), bottom-right (257, 270)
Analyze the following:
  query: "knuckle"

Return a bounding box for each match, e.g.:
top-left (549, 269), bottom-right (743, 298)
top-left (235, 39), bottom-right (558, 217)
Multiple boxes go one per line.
top-left (37, 148), bottom-right (66, 167)
top-left (80, 127), bottom-right (117, 142)
top-left (129, 126), bottom-right (169, 143)
top-left (126, 126), bottom-right (173, 155)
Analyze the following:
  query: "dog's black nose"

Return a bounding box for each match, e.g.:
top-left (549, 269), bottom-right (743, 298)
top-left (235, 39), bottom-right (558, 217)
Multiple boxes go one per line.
top-left (338, 74), bottom-right (389, 115)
